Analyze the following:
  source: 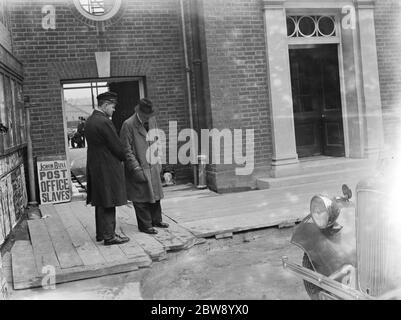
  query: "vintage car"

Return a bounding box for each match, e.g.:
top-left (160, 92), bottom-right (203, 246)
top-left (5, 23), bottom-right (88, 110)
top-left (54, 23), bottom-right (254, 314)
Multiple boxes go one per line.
top-left (283, 157), bottom-right (401, 300)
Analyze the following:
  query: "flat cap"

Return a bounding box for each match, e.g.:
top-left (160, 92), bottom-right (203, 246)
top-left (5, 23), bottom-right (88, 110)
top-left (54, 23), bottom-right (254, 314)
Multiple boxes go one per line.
top-left (97, 91), bottom-right (118, 102)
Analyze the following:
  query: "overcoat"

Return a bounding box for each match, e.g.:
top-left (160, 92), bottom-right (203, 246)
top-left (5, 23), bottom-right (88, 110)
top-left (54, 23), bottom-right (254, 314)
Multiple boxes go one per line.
top-left (85, 110), bottom-right (127, 207)
top-left (120, 113), bottom-right (164, 203)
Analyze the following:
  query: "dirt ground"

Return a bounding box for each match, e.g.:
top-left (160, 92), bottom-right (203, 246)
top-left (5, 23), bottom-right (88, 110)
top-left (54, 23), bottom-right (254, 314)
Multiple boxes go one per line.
top-left (141, 227), bottom-right (308, 300)
top-left (6, 225), bottom-right (309, 300)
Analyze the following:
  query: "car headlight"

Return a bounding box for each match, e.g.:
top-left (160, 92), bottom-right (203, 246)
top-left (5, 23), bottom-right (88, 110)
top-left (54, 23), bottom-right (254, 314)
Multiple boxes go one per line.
top-left (310, 195), bottom-right (340, 229)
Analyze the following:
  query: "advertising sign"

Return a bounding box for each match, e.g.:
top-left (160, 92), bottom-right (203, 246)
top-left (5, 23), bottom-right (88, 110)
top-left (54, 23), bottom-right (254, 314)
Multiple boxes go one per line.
top-left (37, 159), bottom-right (71, 204)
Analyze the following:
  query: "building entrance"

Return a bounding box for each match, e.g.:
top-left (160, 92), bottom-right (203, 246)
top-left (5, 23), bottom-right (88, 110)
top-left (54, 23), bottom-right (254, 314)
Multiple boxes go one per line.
top-left (62, 79), bottom-right (143, 189)
top-left (289, 44), bottom-right (345, 158)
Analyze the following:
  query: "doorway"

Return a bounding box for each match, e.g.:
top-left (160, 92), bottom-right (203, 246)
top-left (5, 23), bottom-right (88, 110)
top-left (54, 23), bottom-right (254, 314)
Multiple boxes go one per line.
top-left (62, 78), bottom-right (144, 189)
top-left (289, 44), bottom-right (345, 158)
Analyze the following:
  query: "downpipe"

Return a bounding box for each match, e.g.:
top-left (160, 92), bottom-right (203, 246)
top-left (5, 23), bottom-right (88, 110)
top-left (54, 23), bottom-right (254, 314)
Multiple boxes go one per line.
top-left (282, 256), bottom-right (370, 300)
top-left (179, 0), bottom-right (198, 185)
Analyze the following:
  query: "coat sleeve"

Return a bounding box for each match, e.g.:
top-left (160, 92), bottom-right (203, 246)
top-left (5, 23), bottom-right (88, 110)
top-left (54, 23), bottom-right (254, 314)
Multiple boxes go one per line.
top-left (120, 122), bottom-right (141, 172)
top-left (99, 119), bottom-right (126, 161)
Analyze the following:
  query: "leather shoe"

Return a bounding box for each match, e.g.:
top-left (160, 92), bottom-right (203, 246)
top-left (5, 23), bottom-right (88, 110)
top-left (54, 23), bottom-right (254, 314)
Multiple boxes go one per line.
top-left (96, 236), bottom-right (103, 242)
top-left (153, 221), bottom-right (169, 228)
top-left (115, 233), bottom-right (130, 242)
top-left (104, 235), bottom-right (130, 246)
top-left (140, 227), bottom-right (158, 235)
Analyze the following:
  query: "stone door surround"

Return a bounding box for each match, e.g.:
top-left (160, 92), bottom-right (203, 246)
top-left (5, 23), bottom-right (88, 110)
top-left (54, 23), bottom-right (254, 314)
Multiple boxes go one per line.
top-left (262, 0), bottom-right (384, 178)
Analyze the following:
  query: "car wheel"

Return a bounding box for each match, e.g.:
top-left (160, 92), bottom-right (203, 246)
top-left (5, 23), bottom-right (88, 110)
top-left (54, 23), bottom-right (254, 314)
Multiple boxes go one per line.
top-left (302, 253), bottom-right (325, 300)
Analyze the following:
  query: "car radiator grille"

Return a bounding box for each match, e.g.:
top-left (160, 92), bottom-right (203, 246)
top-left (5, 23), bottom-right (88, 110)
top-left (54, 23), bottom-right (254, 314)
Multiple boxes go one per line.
top-left (357, 190), bottom-right (401, 297)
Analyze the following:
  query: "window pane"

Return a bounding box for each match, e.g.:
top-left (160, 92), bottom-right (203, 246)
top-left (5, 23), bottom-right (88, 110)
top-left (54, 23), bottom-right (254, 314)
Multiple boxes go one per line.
top-left (11, 79), bottom-right (20, 146)
top-left (63, 82), bottom-right (91, 89)
top-left (4, 76), bottom-right (14, 148)
top-left (0, 75), bottom-right (6, 152)
top-left (298, 16), bottom-right (316, 37)
top-left (17, 83), bottom-right (26, 143)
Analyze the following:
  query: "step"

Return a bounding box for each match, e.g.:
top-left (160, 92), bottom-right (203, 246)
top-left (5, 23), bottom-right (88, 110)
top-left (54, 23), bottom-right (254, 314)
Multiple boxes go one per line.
top-left (297, 157), bottom-right (376, 175)
top-left (256, 167), bottom-right (374, 190)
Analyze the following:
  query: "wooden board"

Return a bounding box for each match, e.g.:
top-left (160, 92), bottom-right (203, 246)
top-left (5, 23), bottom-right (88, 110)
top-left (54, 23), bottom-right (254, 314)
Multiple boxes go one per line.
top-left (40, 205), bottom-right (83, 269)
top-left (13, 257), bottom-right (140, 290)
top-left (116, 207), bottom-right (166, 261)
top-left (11, 241), bottom-right (41, 290)
top-left (128, 231), bottom-right (166, 261)
top-left (54, 203), bottom-right (106, 266)
top-left (69, 202), bottom-right (129, 264)
top-left (162, 183), bottom-right (343, 223)
top-left (162, 215), bottom-right (198, 249)
top-left (118, 205), bottom-right (197, 252)
top-left (179, 206), bottom-right (305, 238)
top-left (27, 219), bottom-right (61, 273)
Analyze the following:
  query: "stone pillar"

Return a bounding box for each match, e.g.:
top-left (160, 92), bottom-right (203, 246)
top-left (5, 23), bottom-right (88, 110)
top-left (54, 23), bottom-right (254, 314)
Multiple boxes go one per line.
top-left (356, 0), bottom-right (384, 157)
top-left (262, 0), bottom-right (299, 177)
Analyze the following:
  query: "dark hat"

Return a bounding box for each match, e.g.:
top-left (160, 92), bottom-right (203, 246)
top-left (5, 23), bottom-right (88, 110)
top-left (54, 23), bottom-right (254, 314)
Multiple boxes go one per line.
top-left (97, 91), bottom-right (118, 104)
top-left (135, 98), bottom-right (155, 117)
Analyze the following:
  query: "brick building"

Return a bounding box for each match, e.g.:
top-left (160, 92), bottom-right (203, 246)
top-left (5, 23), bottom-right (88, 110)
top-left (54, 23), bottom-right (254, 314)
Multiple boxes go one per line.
top-left (1, 0), bottom-right (400, 206)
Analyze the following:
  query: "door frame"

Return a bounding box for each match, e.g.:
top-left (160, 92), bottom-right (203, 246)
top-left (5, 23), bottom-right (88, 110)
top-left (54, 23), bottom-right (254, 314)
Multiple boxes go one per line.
top-left (262, 0), bottom-right (384, 177)
top-left (287, 14), bottom-right (350, 158)
top-left (60, 77), bottom-right (145, 183)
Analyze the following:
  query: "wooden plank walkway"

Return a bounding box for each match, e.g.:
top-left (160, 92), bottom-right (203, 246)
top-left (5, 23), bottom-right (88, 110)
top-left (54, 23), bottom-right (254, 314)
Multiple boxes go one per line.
top-left (11, 201), bottom-right (197, 290)
top-left (11, 180), bottom-right (362, 289)
top-left (162, 179), bottom-right (363, 237)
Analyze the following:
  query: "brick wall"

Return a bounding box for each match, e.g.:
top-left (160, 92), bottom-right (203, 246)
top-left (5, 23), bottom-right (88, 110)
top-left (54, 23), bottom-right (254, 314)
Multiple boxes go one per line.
top-left (201, 0), bottom-right (271, 191)
top-left (374, 0), bottom-right (401, 148)
top-left (8, 0), bottom-right (192, 180)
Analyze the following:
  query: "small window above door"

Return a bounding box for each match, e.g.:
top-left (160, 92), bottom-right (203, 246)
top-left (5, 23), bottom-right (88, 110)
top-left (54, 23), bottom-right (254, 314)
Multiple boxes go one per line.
top-left (287, 15), bottom-right (337, 38)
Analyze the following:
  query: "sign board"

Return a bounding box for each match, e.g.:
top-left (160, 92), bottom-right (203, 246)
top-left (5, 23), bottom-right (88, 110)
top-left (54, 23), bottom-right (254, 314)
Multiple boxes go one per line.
top-left (37, 159), bottom-right (71, 204)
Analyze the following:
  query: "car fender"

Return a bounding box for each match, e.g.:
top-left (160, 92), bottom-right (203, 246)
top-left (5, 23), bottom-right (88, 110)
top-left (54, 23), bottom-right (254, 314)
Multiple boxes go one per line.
top-left (291, 206), bottom-right (356, 277)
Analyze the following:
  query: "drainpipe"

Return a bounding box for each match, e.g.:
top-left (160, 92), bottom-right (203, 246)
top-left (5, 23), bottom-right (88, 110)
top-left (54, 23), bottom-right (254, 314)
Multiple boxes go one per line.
top-left (179, 0), bottom-right (198, 185)
top-left (24, 100), bottom-right (38, 205)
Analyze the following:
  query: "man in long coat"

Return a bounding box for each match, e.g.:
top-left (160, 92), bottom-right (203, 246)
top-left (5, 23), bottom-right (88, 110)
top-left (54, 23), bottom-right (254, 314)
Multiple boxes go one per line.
top-left (120, 98), bottom-right (169, 234)
top-left (85, 91), bottom-right (129, 245)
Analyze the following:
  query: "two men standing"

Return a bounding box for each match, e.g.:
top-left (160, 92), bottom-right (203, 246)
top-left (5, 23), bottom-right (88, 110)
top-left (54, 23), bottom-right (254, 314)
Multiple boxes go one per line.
top-left (85, 92), bottom-right (168, 246)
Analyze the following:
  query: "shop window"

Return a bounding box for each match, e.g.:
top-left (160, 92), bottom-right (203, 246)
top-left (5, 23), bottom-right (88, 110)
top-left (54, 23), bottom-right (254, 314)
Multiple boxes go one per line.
top-left (0, 75), bottom-right (6, 153)
top-left (0, 72), bottom-right (25, 155)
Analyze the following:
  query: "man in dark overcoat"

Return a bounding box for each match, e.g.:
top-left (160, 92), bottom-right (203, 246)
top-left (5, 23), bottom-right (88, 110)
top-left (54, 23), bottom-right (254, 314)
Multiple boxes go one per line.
top-left (85, 91), bottom-right (129, 245)
top-left (120, 98), bottom-right (169, 234)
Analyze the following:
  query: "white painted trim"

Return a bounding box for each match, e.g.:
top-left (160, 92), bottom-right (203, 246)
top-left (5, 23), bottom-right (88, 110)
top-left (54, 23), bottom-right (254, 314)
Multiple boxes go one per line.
top-left (284, 1), bottom-right (354, 9)
top-left (60, 87), bottom-right (73, 195)
top-left (139, 79), bottom-right (145, 99)
top-left (337, 23), bottom-right (350, 158)
top-left (288, 37), bottom-right (340, 45)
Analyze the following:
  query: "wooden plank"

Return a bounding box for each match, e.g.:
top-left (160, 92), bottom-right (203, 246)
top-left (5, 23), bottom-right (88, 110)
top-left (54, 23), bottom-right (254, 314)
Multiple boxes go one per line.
top-left (69, 202), bottom-right (129, 263)
top-left (162, 183), bottom-right (342, 223)
top-left (13, 259), bottom-right (141, 290)
top-left (126, 231), bottom-right (167, 261)
top-left (117, 205), bottom-right (166, 261)
top-left (40, 205), bottom-right (83, 269)
top-left (163, 200), bottom-right (308, 223)
top-left (54, 203), bottom-right (106, 266)
top-left (215, 232), bottom-right (233, 239)
top-left (27, 219), bottom-right (61, 273)
top-left (118, 205), bottom-right (187, 251)
top-left (179, 207), bottom-right (305, 238)
top-left (152, 228), bottom-right (186, 251)
top-left (11, 241), bottom-right (41, 290)
top-left (162, 215), bottom-right (198, 249)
